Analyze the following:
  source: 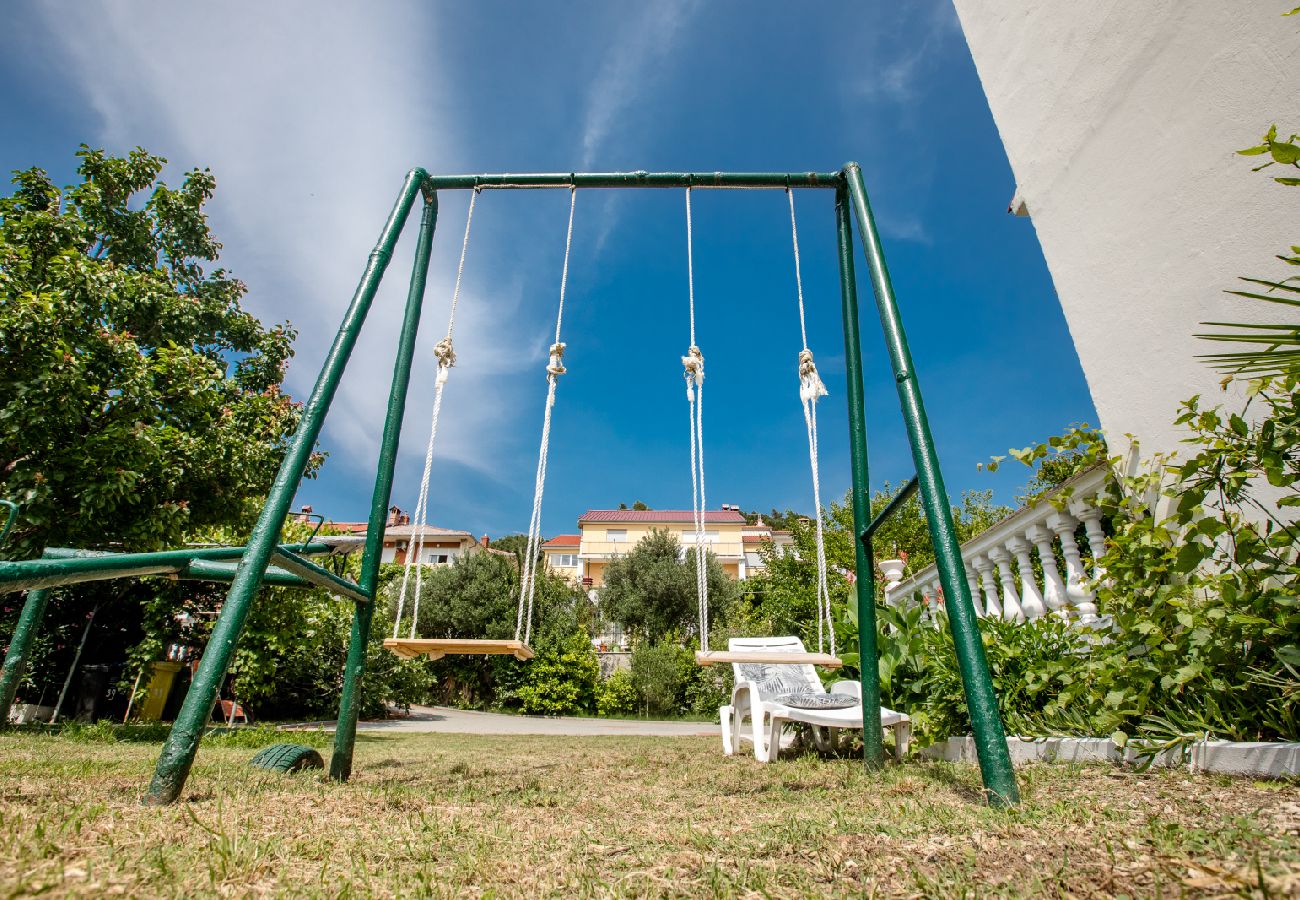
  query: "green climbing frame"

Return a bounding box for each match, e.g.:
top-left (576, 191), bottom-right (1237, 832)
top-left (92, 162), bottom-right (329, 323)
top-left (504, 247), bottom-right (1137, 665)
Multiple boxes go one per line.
top-left (0, 166), bottom-right (1019, 807)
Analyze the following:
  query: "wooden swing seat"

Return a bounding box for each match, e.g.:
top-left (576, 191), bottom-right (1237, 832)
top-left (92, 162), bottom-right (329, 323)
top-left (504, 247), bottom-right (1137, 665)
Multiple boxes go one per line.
top-left (383, 638), bottom-right (534, 661)
top-left (695, 650), bottom-right (843, 669)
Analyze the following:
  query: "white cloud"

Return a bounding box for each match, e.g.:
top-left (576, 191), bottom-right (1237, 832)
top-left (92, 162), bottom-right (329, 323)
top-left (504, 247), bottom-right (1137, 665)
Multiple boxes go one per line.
top-left (27, 2), bottom-right (544, 483)
top-left (579, 0), bottom-right (701, 170)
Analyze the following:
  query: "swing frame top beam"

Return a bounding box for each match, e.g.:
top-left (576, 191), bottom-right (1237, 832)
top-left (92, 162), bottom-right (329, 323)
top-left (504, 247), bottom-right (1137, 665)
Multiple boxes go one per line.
top-left (419, 171), bottom-right (844, 191)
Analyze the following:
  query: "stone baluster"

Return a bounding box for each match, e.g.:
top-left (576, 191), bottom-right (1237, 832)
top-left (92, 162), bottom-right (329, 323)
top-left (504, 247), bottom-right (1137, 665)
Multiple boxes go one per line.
top-left (970, 555), bottom-right (1002, 619)
top-left (1072, 501), bottom-right (1108, 582)
top-left (1006, 536), bottom-right (1047, 619)
top-left (1048, 511), bottom-right (1097, 621)
top-left (964, 567), bottom-right (983, 618)
top-left (1025, 524), bottom-right (1069, 616)
top-left (989, 546), bottom-right (1025, 622)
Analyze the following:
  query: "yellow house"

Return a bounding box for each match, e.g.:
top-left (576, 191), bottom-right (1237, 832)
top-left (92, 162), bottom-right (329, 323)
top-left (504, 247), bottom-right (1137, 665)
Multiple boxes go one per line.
top-left (542, 507), bottom-right (794, 588)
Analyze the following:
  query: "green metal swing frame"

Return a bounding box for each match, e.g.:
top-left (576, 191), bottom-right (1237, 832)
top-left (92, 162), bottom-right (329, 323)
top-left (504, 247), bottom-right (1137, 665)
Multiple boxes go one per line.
top-left (0, 165), bottom-right (1020, 806)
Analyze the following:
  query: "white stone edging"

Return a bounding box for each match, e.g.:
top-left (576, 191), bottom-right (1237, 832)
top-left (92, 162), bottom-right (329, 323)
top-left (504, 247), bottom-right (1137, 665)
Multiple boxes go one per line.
top-left (921, 735), bottom-right (1300, 778)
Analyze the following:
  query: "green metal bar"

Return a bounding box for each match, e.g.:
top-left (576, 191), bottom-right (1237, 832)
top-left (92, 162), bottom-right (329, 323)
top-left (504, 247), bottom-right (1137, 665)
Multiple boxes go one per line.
top-left (0, 500), bottom-right (18, 547)
top-left (834, 185), bottom-right (885, 770)
top-left (0, 589), bottom-right (50, 726)
top-left (0, 543), bottom-right (333, 595)
top-left (144, 168), bottom-right (428, 806)
top-left (421, 171), bottom-right (843, 191)
top-left (331, 192), bottom-right (438, 782)
top-left (863, 477), bottom-right (919, 543)
top-left (178, 560), bottom-right (314, 589)
top-left (269, 549), bottom-right (368, 604)
top-left (842, 162), bottom-right (1019, 806)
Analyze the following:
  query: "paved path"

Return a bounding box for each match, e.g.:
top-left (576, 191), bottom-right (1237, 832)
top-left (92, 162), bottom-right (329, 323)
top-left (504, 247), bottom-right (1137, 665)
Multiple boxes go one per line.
top-left (291, 705), bottom-right (720, 737)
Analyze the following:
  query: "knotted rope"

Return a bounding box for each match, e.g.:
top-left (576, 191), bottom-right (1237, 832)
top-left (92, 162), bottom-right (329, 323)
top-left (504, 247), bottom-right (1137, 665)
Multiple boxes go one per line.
top-left (684, 187), bottom-right (710, 651)
top-left (515, 186), bottom-right (577, 644)
top-left (395, 188), bottom-right (480, 639)
top-left (788, 189), bottom-right (834, 656)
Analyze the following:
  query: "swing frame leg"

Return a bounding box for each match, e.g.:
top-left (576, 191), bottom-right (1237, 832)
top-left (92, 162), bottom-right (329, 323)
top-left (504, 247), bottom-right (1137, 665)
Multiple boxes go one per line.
top-left (841, 162), bottom-right (1020, 807)
top-left (143, 170), bottom-right (433, 805)
top-left (0, 588), bottom-right (51, 726)
top-left (331, 193), bottom-right (439, 781)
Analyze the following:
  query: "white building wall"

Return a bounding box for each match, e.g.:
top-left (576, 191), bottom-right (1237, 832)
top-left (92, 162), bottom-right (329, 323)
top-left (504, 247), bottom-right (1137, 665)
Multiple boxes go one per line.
top-left (951, 0), bottom-right (1298, 458)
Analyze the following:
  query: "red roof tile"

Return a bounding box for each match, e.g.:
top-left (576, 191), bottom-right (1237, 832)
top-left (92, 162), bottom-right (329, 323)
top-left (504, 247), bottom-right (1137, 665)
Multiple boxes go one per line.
top-left (542, 534), bottom-right (580, 547)
top-left (578, 509), bottom-right (747, 524)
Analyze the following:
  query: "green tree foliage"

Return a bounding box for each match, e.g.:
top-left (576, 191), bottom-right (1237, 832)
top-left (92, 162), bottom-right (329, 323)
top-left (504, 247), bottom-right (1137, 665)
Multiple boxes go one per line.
top-left (513, 628), bottom-right (600, 716)
top-left (754, 486), bottom-right (1009, 658)
top-left (629, 642), bottom-right (691, 717)
top-left (1195, 121), bottom-right (1299, 377)
top-left (599, 530), bottom-right (738, 641)
top-left (0, 147), bottom-right (311, 557)
top-left (389, 549), bottom-right (593, 710)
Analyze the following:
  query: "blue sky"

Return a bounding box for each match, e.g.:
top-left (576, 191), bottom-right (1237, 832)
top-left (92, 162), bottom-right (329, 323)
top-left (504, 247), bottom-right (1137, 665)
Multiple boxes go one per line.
top-left (1, 1), bottom-right (1096, 538)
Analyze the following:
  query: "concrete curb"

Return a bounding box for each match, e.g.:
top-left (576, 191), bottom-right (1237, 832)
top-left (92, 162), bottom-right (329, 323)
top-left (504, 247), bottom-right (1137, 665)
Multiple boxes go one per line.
top-left (922, 735), bottom-right (1300, 778)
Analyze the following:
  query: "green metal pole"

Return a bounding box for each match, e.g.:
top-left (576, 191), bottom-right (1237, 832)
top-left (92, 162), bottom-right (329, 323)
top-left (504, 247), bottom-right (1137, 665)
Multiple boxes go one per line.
top-left (144, 169), bottom-right (429, 805)
top-left (330, 190), bottom-right (438, 781)
top-left (842, 162), bottom-right (1019, 806)
top-left (834, 185), bottom-right (885, 770)
top-left (0, 589), bottom-right (51, 726)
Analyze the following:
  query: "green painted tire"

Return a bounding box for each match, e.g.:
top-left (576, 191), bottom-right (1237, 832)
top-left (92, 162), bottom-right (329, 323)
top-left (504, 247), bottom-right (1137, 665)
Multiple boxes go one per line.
top-left (249, 743), bottom-right (325, 773)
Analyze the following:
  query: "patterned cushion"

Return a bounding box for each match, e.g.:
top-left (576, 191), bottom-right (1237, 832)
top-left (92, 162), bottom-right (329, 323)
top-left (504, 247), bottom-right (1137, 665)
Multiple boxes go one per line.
top-left (737, 661), bottom-right (821, 699)
top-left (776, 691), bottom-right (858, 710)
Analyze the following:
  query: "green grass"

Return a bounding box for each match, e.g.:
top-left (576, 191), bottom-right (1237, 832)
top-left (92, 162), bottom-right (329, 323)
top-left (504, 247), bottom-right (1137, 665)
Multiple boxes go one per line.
top-left (0, 730), bottom-right (1296, 896)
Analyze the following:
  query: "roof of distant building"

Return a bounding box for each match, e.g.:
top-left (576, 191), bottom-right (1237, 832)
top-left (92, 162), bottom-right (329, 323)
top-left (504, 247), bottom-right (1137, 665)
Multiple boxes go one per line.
top-left (578, 509), bottom-right (747, 524)
top-left (325, 522), bottom-right (471, 540)
top-left (542, 534), bottom-right (581, 548)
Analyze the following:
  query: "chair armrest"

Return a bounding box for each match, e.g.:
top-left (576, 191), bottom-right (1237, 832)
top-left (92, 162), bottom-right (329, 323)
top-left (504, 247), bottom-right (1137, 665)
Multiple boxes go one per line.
top-left (731, 678), bottom-right (761, 706)
top-left (829, 680), bottom-right (861, 700)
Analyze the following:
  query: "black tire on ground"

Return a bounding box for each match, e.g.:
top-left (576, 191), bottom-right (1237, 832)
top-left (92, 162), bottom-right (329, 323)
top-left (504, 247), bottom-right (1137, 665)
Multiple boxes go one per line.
top-left (249, 743), bottom-right (325, 773)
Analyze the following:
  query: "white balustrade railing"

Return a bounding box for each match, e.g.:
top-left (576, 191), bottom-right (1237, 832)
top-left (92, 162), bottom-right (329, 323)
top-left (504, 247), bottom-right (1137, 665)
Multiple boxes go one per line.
top-left (881, 465), bottom-right (1111, 624)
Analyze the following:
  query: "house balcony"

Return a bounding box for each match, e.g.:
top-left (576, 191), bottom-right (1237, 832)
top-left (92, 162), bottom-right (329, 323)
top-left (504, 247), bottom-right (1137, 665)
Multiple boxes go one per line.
top-left (881, 465), bottom-right (1110, 623)
top-left (578, 540), bottom-right (745, 561)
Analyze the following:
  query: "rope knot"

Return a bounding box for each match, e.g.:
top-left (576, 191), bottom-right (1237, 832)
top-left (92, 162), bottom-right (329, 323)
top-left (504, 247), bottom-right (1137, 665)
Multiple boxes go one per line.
top-left (681, 345), bottom-right (705, 383)
top-left (798, 348), bottom-right (828, 403)
top-left (433, 336), bottom-right (457, 369)
top-left (547, 342), bottom-right (567, 377)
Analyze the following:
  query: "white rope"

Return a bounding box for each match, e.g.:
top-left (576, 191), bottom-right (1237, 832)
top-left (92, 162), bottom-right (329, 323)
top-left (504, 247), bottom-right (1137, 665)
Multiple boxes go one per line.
top-left (788, 189), bottom-right (834, 656)
top-left (683, 187), bottom-right (710, 651)
top-left (515, 187), bottom-right (576, 644)
top-left (394, 189), bottom-right (479, 639)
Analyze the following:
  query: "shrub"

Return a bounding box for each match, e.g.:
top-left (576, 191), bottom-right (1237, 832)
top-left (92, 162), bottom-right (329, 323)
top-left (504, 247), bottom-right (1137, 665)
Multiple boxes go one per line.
top-left (513, 629), bottom-right (600, 717)
top-left (630, 642), bottom-right (691, 717)
top-left (596, 669), bottom-right (637, 717)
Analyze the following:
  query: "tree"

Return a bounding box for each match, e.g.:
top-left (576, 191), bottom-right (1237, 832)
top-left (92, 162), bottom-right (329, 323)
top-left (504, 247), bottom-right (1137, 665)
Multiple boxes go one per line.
top-left (390, 550), bottom-right (592, 708)
top-left (0, 147), bottom-right (310, 558)
top-left (489, 533), bottom-right (532, 572)
top-left (599, 529), bottom-right (737, 642)
top-left (752, 485), bottom-right (1010, 648)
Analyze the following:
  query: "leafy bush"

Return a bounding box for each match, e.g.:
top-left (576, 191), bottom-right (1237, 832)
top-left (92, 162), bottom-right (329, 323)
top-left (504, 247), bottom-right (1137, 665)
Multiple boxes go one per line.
top-left (596, 669), bottom-right (637, 717)
top-left (630, 642), bottom-right (691, 717)
top-left (600, 530), bottom-right (738, 641)
top-left (513, 629), bottom-right (600, 716)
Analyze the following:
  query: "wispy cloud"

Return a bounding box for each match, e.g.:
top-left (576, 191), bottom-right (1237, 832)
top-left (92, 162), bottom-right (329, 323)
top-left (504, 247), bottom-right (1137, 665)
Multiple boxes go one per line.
top-left (579, 0), bottom-right (701, 171)
top-left (26, 2), bottom-right (544, 485)
top-left (857, 2), bottom-right (960, 108)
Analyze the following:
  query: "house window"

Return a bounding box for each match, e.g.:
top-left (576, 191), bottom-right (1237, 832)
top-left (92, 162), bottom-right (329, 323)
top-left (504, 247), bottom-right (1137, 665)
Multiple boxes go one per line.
top-left (606, 529), bottom-right (627, 543)
top-left (552, 553), bottom-right (577, 568)
top-left (425, 552), bottom-right (449, 564)
top-left (745, 552), bottom-right (762, 567)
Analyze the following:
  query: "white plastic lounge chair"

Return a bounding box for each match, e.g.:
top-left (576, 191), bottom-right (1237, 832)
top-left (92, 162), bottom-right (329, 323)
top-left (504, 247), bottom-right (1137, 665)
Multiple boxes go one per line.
top-left (718, 636), bottom-right (910, 763)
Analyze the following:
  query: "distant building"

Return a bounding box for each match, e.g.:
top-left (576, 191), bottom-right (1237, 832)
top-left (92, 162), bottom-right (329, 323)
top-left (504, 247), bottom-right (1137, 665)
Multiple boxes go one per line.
top-left (541, 506), bottom-right (793, 588)
top-left (326, 506), bottom-right (510, 566)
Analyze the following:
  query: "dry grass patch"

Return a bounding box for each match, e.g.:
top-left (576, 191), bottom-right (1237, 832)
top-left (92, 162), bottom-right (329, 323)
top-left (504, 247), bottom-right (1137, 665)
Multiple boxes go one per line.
top-left (0, 729), bottom-right (1297, 896)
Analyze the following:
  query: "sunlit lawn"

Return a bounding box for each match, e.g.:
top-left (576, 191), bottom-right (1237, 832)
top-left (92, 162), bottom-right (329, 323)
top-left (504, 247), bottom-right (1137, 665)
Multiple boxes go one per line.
top-left (0, 728), bottom-right (1297, 897)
